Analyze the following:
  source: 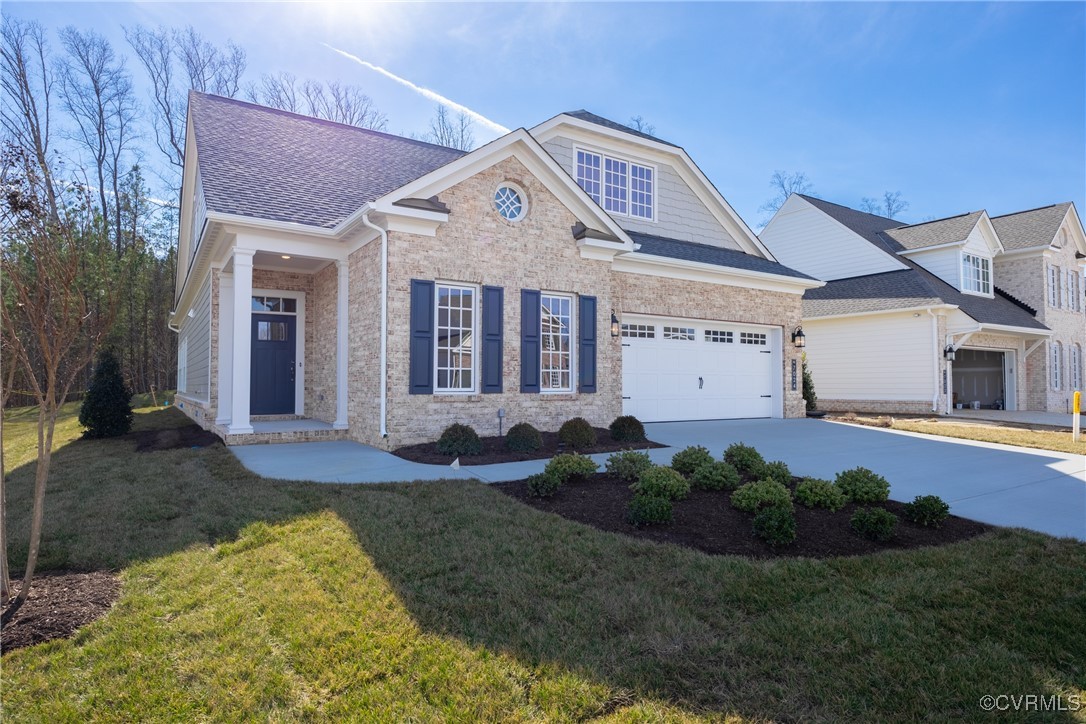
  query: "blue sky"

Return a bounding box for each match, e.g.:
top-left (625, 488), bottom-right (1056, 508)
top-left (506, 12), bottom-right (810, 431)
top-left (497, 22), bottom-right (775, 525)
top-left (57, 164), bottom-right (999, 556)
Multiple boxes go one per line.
top-left (9, 1), bottom-right (1085, 228)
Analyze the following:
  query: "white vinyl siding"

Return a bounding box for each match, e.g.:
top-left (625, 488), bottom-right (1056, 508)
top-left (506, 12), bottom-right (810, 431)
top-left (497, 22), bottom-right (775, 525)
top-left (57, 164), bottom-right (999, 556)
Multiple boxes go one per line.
top-left (180, 273), bottom-right (212, 401)
top-left (907, 247), bottom-right (961, 288)
top-left (758, 195), bottom-right (907, 281)
top-left (802, 312), bottom-right (935, 402)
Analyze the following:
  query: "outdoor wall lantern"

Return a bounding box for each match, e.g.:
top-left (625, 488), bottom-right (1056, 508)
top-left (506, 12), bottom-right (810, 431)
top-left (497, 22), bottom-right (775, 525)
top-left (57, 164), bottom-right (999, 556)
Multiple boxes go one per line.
top-left (610, 310), bottom-right (620, 338)
top-left (791, 326), bottom-right (806, 349)
top-left (944, 345), bottom-right (957, 362)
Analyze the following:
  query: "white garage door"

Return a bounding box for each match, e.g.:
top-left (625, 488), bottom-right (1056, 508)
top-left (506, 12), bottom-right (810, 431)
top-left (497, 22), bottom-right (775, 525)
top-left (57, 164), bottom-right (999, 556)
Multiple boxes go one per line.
top-left (621, 317), bottom-right (780, 422)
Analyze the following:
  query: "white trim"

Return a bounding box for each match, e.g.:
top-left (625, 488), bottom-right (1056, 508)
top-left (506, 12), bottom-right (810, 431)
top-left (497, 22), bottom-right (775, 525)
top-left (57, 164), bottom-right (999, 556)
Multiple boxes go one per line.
top-left (573, 145), bottom-right (657, 222)
top-left (539, 291), bottom-right (575, 394)
top-left (960, 251), bottom-right (993, 297)
top-left (493, 181), bottom-right (528, 222)
top-left (807, 304), bottom-right (960, 322)
top-left (334, 260), bottom-right (349, 429)
top-left (612, 252), bottom-right (824, 294)
top-left (215, 274), bottom-right (234, 425)
top-left (228, 249), bottom-right (255, 434)
top-left (955, 345), bottom-right (1018, 411)
top-left (252, 286), bottom-right (306, 415)
top-left (433, 281), bottom-right (480, 394)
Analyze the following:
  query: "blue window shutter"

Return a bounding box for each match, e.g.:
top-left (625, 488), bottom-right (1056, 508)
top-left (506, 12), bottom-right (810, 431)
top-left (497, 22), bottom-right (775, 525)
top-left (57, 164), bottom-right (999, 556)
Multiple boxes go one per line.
top-left (409, 279), bottom-right (434, 394)
top-left (520, 289), bottom-right (541, 393)
top-left (578, 295), bottom-right (597, 393)
top-left (482, 286), bottom-right (503, 393)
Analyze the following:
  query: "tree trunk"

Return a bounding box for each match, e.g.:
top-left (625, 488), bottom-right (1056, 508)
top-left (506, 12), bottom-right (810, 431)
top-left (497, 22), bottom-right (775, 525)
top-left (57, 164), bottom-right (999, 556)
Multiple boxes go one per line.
top-left (0, 413), bottom-right (9, 606)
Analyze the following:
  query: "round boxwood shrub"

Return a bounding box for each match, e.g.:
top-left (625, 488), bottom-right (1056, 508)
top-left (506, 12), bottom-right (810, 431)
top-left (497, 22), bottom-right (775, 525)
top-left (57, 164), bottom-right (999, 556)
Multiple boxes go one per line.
top-left (794, 478), bottom-right (846, 512)
top-left (903, 495), bottom-right (950, 528)
top-left (760, 460), bottom-right (793, 486)
top-left (835, 467), bottom-right (891, 503)
top-left (505, 422), bottom-right (542, 452)
top-left (609, 414), bottom-right (647, 443)
top-left (527, 472), bottom-right (561, 498)
top-left (631, 465), bottom-right (691, 501)
top-left (753, 506), bottom-right (797, 547)
top-left (436, 423), bottom-right (483, 456)
top-left (724, 442), bottom-right (766, 477)
top-left (691, 461), bottom-right (741, 491)
top-left (605, 450), bottom-right (654, 482)
top-left (544, 453), bottom-right (599, 483)
top-left (851, 506), bottom-right (898, 541)
top-left (627, 494), bottom-right (673, 526)
top-left (669, 445), bottom-right (715, 477)
top-left (731, 480), bottom-right (793, 514)
top-left (79, 349), bottom-right (133, 438)
top-left (558, 417), bottom-right (598, 449)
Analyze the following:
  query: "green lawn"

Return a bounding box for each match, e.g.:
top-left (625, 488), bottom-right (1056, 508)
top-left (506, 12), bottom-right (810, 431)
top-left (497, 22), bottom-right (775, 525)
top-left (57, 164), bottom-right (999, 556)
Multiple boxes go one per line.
top-left (2, 406), bottom-right (1085, 721)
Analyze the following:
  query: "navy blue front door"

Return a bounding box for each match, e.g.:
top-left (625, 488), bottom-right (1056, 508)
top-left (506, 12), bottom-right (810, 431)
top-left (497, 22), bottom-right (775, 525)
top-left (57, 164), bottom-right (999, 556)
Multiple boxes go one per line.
top-left (251, 314), bottom-right (296, 415)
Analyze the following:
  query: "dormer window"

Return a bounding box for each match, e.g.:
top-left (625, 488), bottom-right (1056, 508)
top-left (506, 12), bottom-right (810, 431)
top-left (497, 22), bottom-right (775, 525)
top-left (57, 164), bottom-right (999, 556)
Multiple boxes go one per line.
top-left (961, 253), bottom-right (991, 295)
top-left (575, 149), bottom-right (654, 221)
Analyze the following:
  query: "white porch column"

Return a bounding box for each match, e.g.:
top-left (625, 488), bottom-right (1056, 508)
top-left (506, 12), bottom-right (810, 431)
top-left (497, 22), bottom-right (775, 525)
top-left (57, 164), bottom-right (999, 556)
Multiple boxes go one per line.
top-left (215, 273), bottom-right (235, 425)
top-left (228, 249), bottom-right (255, 434)
top-left (334, 259), bottom-right (349, 429)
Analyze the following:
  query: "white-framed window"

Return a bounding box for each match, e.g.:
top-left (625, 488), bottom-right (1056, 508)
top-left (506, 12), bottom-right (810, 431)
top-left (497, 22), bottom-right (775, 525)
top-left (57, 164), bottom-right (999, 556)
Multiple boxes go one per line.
top-left (575, 148), bottom-right (654, 220)
top-left (252, 295), bottom-right (298, 314)
top-left (663, 326), bottom-right (695, 340)
top-left (540, 293), bottom-right (573, 392)
top-left (961, 253), bottom-right (991, 295)
top-left (740, 332), bottom-right (767, 345)
top-left (1051, 341), bottom-right (1062, 390)
top-left (1072, 271), bottom-right (1083, 312)
top-left (494, 183), bottom-right (526, 222)
top-left (177, 336), bottom-right (188, 393)
top-left (705, 330), bottom-right (733, 343)
top-left (1072, 344), bottom-right (1083, 391)
top-left (1049, 265), bottom-right (1061, 307)
top-left (621, 323), bottom-right (655, 338)
top-left (435, 283), bottom-right (476, 392)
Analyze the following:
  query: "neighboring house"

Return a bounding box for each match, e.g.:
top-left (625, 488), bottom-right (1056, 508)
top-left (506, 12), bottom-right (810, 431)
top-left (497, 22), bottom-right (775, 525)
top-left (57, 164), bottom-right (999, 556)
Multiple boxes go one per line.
top-left (170, 94), bottom-right (821, 446)
top-left (759, 194), bottom-right (1086, 414)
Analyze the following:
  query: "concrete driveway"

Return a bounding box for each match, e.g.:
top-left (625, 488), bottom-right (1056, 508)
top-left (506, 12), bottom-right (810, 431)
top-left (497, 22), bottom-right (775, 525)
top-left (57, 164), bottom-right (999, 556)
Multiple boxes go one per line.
top-left (230, 418), bottom-right (1085, 541)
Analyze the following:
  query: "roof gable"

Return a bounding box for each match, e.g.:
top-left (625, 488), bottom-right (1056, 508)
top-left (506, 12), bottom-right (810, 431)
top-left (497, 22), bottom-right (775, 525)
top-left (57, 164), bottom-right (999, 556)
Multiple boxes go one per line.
top-left (881, 211), bottom-right (992, 253)
top-left (991, 202), bottom-right (1086, 254)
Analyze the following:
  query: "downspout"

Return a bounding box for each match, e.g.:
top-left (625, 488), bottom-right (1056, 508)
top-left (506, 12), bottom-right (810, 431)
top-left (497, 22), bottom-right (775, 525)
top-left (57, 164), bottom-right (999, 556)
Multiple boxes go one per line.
top-left (360, 210), bottom-right (389, 439)
top-left (926, 309), bottom-right (939, 412)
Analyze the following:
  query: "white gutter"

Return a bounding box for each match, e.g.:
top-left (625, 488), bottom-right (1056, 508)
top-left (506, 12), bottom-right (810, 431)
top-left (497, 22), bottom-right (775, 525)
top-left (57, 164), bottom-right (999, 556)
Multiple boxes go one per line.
top-left (926, 309), bottom-right (940, 412)
top-left (360, 209), bottom-right (389, 439)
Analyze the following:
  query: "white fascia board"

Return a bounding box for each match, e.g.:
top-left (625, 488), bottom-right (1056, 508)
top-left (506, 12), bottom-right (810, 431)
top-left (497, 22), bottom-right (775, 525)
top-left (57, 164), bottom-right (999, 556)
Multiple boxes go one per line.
top-left (977, 323), bottom-right (1052, 338)
top-left (1063, 203), bottom-right (1086, 255)
top-left (613, 252), bottom-right (824, 294)
top-left (897, 239), bottom-right (967, 256)
top-left (208, 211), bottom-right (338, 238)
top-left (803, 304), bottom-right (958, 322)
top-left (976, 212), bottom-right (1005, 254)
top-left (996, 245), bottom-right (1049, 259)
top-left (532, 115), bottom-right (773, 260)
top-left (365, 128), bottom-right (633, 249)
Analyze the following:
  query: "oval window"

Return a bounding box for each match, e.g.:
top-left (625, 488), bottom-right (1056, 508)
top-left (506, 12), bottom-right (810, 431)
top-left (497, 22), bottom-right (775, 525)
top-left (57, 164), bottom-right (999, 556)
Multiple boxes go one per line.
top-left (494, 185), bottom-right (525, 221)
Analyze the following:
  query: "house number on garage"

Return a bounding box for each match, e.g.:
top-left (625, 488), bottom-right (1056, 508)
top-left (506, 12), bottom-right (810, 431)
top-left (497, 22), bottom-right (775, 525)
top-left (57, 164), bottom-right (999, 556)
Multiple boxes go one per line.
top-left (791, 359), bottom-right (797, 391)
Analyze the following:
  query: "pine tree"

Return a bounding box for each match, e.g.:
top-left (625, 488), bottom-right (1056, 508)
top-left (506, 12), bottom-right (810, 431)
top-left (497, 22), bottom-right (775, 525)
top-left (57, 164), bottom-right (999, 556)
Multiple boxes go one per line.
top-left (802, 354), bottom-right (818, 412)
top-left (79, 349), bottom-right (133, 437)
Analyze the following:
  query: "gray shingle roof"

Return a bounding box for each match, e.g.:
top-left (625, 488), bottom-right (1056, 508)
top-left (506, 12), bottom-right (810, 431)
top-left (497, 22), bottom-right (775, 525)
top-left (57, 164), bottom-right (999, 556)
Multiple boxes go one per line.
top-left (189, 92), bottom-right (465, 228)
top-left (627, 231), bottom-right (816, 280)
top-left (990, 202), bottom-right (1072, 250)
top-left (880, 211), bottom-right (985, 252)
top-left (563, 110), bottom-right (678, 147)
top-left (803, 270), bottom-right (943, 317)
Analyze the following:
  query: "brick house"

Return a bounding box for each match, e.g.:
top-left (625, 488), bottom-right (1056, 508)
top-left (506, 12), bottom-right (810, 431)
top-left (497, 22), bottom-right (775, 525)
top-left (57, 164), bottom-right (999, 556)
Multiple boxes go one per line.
top-left (759, 195), bottom-right (1086, 414)
top-left (170, 94), bottom-right (821, 446)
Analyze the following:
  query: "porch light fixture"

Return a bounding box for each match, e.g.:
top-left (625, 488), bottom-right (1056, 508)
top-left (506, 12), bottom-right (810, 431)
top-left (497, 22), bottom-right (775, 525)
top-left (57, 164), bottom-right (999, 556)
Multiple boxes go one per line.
top-left (791, 326), bottom-right (806, 349)
top-left (610, 310), bottom-right (620, 338)
top-left (944, 345), bottom-right (957, 362)
top-left (281, 255), bottom-right (292, 260)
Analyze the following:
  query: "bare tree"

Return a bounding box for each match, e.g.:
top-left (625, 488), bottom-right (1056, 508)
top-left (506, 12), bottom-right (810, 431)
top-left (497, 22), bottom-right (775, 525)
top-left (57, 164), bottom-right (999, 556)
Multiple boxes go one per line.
top-left (421, 104), bottom-right (474, 151)
top-left (174, 26), bottom-right (245, 97)
top-left (56, 26), bottom-right (139, 254)
top-left (860, 191), bottom-right (909, 219)
top-left (247, 73), bottom-right (388, 130)
top-left (628, 115), bottom-right (655, 135)
top-left (0, 17), bottom-right (58, 219)
top-left (758, 170), bottom-right (815, 224)
top-left (0, 143), bottom-right (119, 625)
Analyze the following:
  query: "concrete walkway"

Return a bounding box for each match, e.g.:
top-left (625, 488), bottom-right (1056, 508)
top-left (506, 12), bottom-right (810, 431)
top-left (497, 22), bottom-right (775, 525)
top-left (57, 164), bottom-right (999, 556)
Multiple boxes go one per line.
top-left (941, 408), bottom-right (1084, 429)
top-left (230, 419), bottom-right (1086, 541)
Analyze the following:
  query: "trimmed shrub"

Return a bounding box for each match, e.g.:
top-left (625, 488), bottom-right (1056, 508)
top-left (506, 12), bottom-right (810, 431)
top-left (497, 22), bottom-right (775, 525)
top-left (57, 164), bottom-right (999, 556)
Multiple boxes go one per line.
top-left (724, 442), bottom-right (766, 477)
top-left (794, 478), bottom-right (846, 512)
top-left (505, 422), bottom-right (542, 452)
top-left (558, 417), bottom-right (597, 449)
top-left (753, 506), bottom-right (797, 547)
top-left (904, 495), bottom-right (950, 528)
top-left (731, 480), bottom-right (793, 514)
top-left (835, 467), bottom-right (891, 503)
top-left (851, 507), bottom-right (898, 541)
top-left (627, 494), bottom-right (673, 526)
top-left (436, 423), bottom-right (483, 456)
top-left (690, 461), bottom-right (741, 491)
top-left (527, 472), bottom-right (561, 498)
top-left (760, 460), bottom-right (793, 486)
top-left (605, 450), bottom-right (654, 482)
top-left (609, 415), bottom-right (647, 443)
top-left (802, 354), bottom-right (817, 412)
top-left (631, 465), bottom-right (691, 501)
top-left (670, 445), bottom-right (714, 477)
top-left (79, 349), bottom-right (133, 438)
top-left (545, 453), bottom-right (599, 483)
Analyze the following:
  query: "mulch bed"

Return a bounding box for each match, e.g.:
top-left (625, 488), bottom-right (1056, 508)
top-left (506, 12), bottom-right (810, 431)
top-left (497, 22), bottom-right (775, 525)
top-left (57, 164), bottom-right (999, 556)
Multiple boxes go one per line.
top-left (129, 424), bottom-right (222, 453)
top-left (2, 571), bottom-right (121, 654)
top-left (393, 427), bottom-right (664, 466)
top-left (496, 474), bottom-right (991, 559)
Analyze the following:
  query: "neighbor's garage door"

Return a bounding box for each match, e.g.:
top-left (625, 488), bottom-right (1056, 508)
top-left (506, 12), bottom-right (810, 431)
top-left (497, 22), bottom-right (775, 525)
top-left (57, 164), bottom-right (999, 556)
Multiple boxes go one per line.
top-left (621, 318), bottom-right (779, 422)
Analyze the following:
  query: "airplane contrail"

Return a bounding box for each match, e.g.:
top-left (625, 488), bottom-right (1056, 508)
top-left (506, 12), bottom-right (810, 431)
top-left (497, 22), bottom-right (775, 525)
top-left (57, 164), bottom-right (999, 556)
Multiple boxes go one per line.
top-left (322, 43), bottom-right (511, 135)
